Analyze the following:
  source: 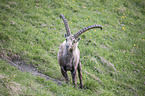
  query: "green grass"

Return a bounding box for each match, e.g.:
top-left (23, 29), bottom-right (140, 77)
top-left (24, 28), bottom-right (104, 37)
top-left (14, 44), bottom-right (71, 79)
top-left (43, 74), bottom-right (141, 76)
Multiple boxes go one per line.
top-left (0, 0), bottom-right (145, 95)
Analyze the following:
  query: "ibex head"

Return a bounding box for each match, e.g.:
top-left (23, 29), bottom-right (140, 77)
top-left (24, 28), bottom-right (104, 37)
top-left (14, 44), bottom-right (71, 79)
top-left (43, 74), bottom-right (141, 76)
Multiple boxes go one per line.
top-left (60, 14), bottom-right (103, 51)
top-left (64, 34), bottom-right (81, 51)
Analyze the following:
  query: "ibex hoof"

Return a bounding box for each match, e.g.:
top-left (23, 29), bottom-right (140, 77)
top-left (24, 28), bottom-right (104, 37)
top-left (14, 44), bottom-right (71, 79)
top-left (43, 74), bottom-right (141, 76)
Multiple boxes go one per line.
top-left (78, 85), bottom-right (83, 89)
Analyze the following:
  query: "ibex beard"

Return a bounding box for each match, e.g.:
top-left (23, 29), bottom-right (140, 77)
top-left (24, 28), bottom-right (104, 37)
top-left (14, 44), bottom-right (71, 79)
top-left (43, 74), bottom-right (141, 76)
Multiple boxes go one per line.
top-left (58, 14), bottom-right (102, 89)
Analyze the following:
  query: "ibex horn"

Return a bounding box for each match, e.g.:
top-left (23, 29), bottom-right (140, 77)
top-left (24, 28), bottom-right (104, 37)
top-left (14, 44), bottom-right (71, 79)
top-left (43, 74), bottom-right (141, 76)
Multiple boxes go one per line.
top-left (60, 14), bottom-right (71, 36)
top-left (74, 25), bottom-right (103, 38)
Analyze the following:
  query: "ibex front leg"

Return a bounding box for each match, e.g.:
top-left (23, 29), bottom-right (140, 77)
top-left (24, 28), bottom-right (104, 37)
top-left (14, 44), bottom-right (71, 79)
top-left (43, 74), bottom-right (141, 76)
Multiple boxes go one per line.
top-left (71, 67), bottom-right (77, 88)
top-left (78, 60), bottom-right (83, 89)
top-left (61, 67), bottom-right (69, 83)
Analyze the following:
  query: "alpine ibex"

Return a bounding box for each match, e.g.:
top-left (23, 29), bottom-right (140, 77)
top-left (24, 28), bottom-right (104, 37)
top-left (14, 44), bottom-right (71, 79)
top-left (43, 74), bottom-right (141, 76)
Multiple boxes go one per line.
top-left (58, 14), bottom-right (102, 88)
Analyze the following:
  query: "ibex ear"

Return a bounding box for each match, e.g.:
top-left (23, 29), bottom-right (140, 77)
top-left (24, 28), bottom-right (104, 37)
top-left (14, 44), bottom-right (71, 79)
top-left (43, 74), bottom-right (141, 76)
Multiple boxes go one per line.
top-left (77, 37), bottom-right (81, 42)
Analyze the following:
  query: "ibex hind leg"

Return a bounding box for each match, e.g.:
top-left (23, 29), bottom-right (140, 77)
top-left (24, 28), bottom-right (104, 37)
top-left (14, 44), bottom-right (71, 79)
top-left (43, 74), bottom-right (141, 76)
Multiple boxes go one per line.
top-left (78, 61), bottom-right (83, 89)
top-left (61, 67), bottom-right (69, 83)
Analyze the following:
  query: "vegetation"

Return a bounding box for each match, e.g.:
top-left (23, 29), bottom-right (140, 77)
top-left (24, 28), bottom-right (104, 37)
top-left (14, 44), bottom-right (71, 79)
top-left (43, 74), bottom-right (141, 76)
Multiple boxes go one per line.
top-left (0, 0), bottom-right (145, 95)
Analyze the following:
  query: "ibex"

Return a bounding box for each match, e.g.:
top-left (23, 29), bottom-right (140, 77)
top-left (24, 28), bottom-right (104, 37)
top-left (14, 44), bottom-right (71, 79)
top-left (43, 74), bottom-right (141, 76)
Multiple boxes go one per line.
top-left (58, 14), bottom-right (102, 88)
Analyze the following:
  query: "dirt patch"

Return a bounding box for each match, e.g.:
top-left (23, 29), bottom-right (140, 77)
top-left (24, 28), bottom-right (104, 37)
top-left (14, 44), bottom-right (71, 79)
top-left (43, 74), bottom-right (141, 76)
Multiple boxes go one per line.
top-left (2, 58), bottom-right (64, 86)
top-left (0, 44), bottom-right (63, 85)
top-left (14, 60), bottom-right (64, 86)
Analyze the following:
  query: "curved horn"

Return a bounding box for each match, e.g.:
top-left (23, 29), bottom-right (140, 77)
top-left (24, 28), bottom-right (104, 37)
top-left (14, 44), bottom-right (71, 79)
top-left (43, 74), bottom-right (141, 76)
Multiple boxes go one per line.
top-left (60, 14), bottom-right (71, 36)
top-left (74, 25), bottom-right (103, 38)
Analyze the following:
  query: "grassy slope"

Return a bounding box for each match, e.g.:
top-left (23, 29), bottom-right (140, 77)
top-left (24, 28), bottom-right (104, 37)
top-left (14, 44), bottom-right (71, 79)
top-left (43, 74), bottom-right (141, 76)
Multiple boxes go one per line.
top-left (0, 0), bottom-right (145, 95)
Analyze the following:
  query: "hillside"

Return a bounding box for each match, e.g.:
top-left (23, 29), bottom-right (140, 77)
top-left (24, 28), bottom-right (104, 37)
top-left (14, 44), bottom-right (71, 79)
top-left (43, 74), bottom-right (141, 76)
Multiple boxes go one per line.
top-left (0, 0), bottom-right (145, 95)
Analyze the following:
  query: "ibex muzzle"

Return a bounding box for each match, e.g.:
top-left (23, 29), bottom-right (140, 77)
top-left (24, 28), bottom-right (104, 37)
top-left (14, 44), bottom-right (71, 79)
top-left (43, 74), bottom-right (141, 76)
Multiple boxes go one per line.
top-left (58, 14), bottom-right (103, 88)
